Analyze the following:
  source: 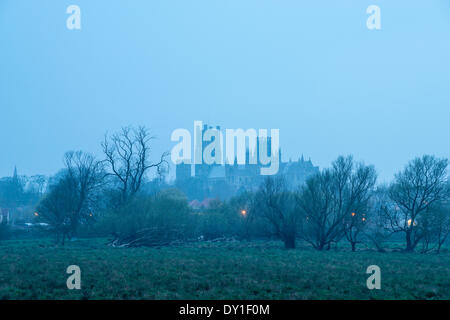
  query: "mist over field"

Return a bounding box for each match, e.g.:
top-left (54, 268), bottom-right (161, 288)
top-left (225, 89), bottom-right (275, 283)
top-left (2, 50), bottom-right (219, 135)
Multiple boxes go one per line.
top-left (0, 1), bottom-right (449, 301)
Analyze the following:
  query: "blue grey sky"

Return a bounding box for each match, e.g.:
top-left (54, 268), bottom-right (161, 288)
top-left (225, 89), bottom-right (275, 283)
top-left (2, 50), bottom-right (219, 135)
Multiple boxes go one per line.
top-left (1, 0), bottom-right (449, 182)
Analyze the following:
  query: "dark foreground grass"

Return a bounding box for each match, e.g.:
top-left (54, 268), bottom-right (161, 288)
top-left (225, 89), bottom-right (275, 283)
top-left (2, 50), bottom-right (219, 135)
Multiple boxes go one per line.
top-left (0, 239), bottom-right (448, 300)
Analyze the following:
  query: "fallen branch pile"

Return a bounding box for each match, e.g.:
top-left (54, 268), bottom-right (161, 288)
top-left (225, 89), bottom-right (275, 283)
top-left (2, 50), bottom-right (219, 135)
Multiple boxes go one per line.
top-left (108, 228), bottom-right (238, 248)
top-left (108, 227), bottom-right (187, 248)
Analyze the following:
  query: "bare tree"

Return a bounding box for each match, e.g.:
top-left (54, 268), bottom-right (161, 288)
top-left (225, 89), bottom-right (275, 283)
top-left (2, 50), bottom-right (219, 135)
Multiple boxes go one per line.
top-left (433, 204), bottom-right (450, 253)
top-left (102, 126), bottom-right (168, 205)
top-left (299, 156), bottom-right (376, 251)
top-left (28, 175), bottom-right (47, 196)
top-left (364, 187), bottom-right (393, 252)
top-left (386, 155), bottom-right (448, 252)
top-left (298, 171), bottom-right (337, 250)
top-left (37, 174), bottom-right (79, 244)
top-left (64, 151), bottom-right (105, 233)
top-left (418, 203), bottom-right (450, 253)
top-left (253, 176), bottom-right (300, 249)
top-left (342, 161), bottom-right (377, 251)
top-left (36, 151), bottom-right (104, 244)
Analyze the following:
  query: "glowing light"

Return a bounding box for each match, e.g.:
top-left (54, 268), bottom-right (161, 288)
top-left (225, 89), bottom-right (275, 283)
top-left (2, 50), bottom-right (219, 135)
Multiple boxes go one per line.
top-left (362, 218), bottom-right (366, 222)
top-left (351, 212), bottom-right (356, 217)
top-left (241, 210), bottom-right (247, 216)
top-left (34, 212), bottom-right (39, 217)
top-left (407, 219), bottom-right (417, 227)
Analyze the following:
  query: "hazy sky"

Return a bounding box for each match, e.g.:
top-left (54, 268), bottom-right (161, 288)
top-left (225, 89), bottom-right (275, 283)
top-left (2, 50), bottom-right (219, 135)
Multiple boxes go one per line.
top-left (1, 0), bottom-right (449, 182)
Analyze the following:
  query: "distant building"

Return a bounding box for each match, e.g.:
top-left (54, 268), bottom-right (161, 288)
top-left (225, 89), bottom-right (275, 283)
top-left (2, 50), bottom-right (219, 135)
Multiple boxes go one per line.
top-left (175, 123), bottom-right (319, 200)
top-left (0, 208), bottom-right (10, 225)
top-left (175, 163), bottom-right (191, 182)
top-left (189, 198), bottom-right (216, 210)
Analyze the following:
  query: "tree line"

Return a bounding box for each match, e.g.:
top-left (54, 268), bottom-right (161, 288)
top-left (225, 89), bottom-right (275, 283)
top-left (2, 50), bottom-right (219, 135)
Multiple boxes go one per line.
top-left (253, 155), bottom-right (449, 252)
top-left (1, 126), bottom-right (448, 253)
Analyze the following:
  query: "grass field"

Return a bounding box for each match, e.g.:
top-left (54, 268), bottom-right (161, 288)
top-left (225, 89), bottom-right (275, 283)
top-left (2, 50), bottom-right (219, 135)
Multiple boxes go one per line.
top-left (0, 238), bottom-right (448, 300)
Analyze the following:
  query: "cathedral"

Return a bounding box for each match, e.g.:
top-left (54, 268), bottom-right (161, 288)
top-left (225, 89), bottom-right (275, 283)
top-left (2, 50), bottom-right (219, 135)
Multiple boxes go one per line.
top-left (175, 124), bottom-right (319, 201)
